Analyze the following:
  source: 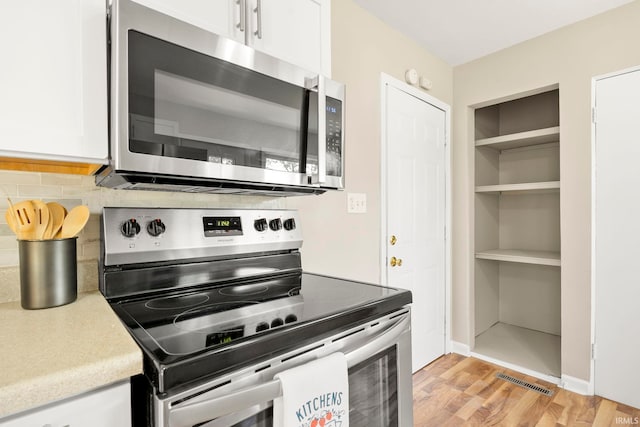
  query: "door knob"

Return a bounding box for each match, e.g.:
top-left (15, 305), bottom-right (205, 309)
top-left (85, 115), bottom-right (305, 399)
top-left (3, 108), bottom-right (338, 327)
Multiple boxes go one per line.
top-left (390, 256), bottom-right (403, 267)
top-left (390, 235), bottom-right (397, 245)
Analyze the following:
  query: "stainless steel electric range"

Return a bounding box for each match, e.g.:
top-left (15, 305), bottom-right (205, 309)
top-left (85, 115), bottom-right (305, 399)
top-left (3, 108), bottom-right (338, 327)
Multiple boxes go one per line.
top-left (99, 207), bottom-right (413, 427)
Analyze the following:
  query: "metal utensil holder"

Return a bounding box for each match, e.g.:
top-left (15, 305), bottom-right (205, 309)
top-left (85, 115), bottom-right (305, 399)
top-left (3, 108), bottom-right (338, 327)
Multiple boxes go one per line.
top-left (18, 237), bottom-right (78, 309)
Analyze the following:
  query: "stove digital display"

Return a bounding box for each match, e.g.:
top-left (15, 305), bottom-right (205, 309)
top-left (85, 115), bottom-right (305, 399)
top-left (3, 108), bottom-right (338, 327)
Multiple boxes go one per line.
top-left (203, 216), bottom-right (243, 237)
top-left (206, 326), bottom-right (245, 346)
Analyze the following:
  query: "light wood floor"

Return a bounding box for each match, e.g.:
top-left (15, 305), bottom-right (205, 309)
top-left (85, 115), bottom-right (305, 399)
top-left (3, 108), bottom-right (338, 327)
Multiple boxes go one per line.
top-left (412, 353), bottom-right (640, 426)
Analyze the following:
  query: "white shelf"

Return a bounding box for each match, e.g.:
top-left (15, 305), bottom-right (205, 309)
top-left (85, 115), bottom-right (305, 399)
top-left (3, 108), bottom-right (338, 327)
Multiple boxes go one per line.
top-left (475, 126), bottom-right (560, 150)
top-left (475, 181), bottom-right (560, 194)
top-left (474, 322), bottom-right (561, 378)
top-left (475, 249), bottom-right (561, 266)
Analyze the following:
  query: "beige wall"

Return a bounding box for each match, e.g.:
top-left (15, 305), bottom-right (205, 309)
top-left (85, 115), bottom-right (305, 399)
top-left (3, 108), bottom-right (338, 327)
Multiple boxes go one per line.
top-left (287, 0), bottom-right (453, 283)
top-left (452, 0), bottom-right (640, 381)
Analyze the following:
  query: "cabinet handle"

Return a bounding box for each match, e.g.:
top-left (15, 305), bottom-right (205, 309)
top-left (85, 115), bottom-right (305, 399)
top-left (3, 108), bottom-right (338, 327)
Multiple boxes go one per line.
top-left (236, 0), bottom-right (245, 32)
top-left (253, 0), bottom-right (263, 39)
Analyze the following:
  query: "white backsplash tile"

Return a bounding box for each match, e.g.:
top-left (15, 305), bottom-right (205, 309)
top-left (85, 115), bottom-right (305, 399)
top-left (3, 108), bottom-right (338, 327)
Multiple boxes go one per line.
top-left (0, 249), bottom-right (19, 268)
top-left (17, 184), bottom-right (64, 199)
top-left (0, 169), bottom-right (285, 303)
top-left (0, 170), bottom-right (40, 186)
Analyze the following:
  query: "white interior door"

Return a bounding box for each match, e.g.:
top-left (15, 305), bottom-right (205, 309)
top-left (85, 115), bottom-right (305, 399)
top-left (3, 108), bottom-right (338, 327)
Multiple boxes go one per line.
top-left (593, 66), bottom-right (640, 409)
top-left (382, 76), bottom-right (448, 373)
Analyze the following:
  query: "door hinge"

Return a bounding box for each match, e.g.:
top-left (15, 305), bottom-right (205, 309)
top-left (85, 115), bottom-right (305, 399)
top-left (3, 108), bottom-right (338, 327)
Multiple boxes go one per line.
top-left (592, 107), bottom-right (597, 124)
top-left (592, 343), bottom-right (597, 360)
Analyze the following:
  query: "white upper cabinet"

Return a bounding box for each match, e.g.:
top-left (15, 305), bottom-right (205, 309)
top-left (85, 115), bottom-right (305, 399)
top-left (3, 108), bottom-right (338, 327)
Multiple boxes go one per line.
top-left (133, 0), bottom-right (331, 76)
top-left (246, 0), bottom-right (330, 76)
top-left (0, 0), bottom-right (108, 169)
top-left (132, 0), bottom-right (244, 42)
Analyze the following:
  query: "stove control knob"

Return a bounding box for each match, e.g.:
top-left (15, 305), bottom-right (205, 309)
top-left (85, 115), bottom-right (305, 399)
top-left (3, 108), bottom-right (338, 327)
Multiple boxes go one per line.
top-left (121, 219), bottom-right (141, 238)
top-left (256, 322), bottom-right (270, 333)
top-left (269, 218), bottom-right (282, 231)
top-left (271, 318), bottom-right (284, 328)
top-left (147, 219), bottom-right (166, 237)
top-left (254, 218), bottom-right (268, 232)
top-left (283, 218), bottom-right (296, 231)
top-left (285, 314), bottom-right (298, 324)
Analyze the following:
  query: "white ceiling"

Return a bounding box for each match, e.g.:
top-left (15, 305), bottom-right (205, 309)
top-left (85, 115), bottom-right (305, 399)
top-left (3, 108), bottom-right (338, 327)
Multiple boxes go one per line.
top-left (353, 0), bottom-right (635, 66)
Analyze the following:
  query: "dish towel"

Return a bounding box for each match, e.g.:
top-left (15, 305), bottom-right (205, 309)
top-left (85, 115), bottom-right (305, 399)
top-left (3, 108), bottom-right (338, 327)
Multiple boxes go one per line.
top-left (273, 352), bottom-right (349, 427)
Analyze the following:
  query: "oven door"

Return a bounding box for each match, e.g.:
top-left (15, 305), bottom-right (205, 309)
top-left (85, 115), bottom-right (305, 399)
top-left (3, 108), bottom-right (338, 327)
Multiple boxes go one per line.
top-left (160, 309), bottom-right (412, 427)
top-left (110, 0), bottom-right (344, 191)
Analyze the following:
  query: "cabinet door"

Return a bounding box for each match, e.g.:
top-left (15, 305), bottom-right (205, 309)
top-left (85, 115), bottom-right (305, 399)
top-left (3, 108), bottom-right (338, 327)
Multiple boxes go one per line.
top-left (132, 0), bottom-right (244, 42)
top-left (247, 0), bottom-right (331, 76)
top-left (0, 381), bottom-right (131, 427)
top-left (0, 0), bottom-right (107, 163)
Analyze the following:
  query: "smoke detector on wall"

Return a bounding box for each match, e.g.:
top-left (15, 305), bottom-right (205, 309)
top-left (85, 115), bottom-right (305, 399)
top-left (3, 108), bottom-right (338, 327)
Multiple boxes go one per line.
top-left (404, 68), bottom-right (419, 85)
top-left (419, 76), bottom-right (433, 90)
top-left (404, 68), bottom-right (432, 90)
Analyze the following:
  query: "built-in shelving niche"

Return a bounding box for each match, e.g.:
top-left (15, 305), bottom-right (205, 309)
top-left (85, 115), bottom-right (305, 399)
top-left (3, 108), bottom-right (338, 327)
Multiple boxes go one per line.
top-left (473, 88), bottom-right (561, 379)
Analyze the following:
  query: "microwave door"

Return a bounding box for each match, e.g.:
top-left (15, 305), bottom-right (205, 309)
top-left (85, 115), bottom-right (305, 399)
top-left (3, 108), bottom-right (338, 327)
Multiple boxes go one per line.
top-left (124, 30), bottom-right (315, 189)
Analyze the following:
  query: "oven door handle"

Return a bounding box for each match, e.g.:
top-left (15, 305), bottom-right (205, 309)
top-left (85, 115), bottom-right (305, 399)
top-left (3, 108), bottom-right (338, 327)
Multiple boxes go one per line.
top-left (168, 312), bottom-right (410, 427)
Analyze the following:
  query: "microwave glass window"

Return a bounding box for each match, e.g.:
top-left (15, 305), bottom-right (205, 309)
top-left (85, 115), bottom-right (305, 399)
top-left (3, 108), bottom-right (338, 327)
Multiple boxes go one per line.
top-left (128, 31), bottom-right (309, 173)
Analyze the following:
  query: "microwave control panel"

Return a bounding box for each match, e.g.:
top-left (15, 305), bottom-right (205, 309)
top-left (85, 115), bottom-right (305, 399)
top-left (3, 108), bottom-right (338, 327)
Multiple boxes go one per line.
top-left (326, 96), bottom-right (343, 176)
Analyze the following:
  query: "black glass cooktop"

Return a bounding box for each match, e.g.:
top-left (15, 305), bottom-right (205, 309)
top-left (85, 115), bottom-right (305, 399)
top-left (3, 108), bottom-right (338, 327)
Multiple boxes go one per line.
top-left (110, 272), bottom-right (411, 392)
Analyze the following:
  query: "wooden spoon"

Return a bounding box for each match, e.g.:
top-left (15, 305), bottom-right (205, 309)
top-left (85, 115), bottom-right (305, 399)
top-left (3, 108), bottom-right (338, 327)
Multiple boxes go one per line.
top-left (11, 200), bottom-right (35, 240)
top-left (46, 202), bottom-right (67, 239)
top-left (60, 205), bottom-right (90, 238)
top-left (32, 200), bottom-right (51, 240)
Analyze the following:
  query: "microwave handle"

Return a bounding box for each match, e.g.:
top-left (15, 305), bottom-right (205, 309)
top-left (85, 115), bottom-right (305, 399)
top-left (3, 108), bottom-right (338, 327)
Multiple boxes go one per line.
top-left (168, 313), bottom-right (410, 427)
top-left (306, 75), bottom-right (327, 185)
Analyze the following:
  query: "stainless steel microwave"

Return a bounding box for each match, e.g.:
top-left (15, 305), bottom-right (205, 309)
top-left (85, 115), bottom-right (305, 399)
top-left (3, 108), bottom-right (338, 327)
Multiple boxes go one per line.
top-left (96, 0), bottom-right (345, 196)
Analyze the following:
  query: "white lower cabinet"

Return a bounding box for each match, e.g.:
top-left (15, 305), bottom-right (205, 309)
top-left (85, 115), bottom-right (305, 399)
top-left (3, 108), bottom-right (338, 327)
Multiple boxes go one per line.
top-left (0, 0), bottom-right (108, 167)
top-left (0, 381), bottom-right (131, 427)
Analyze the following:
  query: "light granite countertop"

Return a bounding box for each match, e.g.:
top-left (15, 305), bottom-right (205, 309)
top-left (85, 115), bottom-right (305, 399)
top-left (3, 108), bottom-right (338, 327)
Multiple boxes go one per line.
top-left (0, 291), bottom-right (142, 418)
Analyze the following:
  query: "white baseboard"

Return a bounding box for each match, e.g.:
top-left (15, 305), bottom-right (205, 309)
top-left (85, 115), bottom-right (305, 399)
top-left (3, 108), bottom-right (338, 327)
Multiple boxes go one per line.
top-left (449, 341), bottom-right (470, 356)
top-left (448, 342), bottom-right (593, 396)
top-left (561, 374), bottom-right (593, 396)
top-left (470, 352), bottom-right (561, 385)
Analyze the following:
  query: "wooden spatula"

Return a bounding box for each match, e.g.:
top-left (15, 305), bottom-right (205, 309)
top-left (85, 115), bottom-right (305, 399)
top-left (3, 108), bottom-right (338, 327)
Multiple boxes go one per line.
top-left (46, 202), bottom-right (67, 239)
top-left (5, 197), bottom-right (18, 236)
top-left (11, 200), bottom-right (35, 240)
top-left (5, 209), bottom-right (18, 236)
top-left (61, 205), bottom-right (90, 239)
top-left (32, 200), bottom-right (50, 240)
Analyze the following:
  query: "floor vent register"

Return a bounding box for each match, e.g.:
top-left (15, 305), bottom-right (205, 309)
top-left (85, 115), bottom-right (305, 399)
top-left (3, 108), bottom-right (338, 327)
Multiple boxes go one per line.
top-left (495, 373), bottom-right (554, 396)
